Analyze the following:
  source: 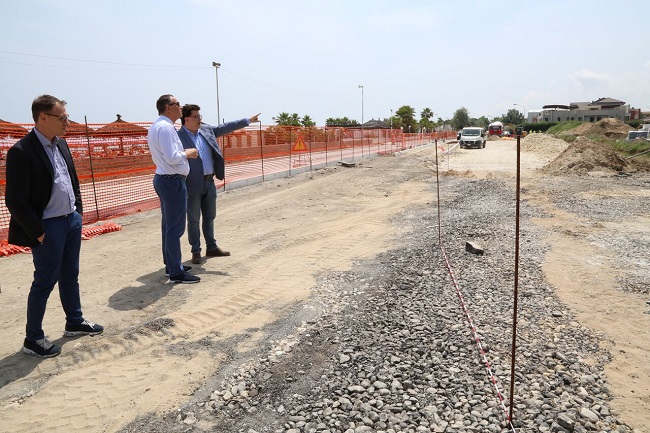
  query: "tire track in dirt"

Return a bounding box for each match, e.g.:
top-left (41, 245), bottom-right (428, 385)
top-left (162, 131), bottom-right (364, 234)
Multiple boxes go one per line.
top-left (1, 153), bottom-right (436, 432)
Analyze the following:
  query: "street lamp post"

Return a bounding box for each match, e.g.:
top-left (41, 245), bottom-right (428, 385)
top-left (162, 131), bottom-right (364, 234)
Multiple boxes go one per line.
top-left (389, 108), bottom-right (393, 151)
top-left (358, 85), bottom-right (364, 150)
top-left (358, 85), bottom-right (364, 126)
top-left (213, 62), bottom-right (221, 125)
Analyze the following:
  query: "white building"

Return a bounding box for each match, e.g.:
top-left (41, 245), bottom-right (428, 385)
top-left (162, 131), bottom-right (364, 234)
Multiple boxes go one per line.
top-left (528, 97), bottom-right (630, 123)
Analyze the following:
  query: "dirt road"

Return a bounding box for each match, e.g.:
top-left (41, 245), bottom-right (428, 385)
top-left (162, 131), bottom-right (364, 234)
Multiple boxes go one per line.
top-left (0, 138), bottom-right (648, 432)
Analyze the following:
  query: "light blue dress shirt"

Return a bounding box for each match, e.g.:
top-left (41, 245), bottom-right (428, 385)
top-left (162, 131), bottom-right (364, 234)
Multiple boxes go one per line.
top-left (182, 126), bottom-right (214, 176)
top-left (34, 127), bottom-right (76, 219)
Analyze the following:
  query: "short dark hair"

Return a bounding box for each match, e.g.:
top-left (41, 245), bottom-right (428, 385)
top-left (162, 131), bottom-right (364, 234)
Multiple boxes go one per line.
top-left (32, 95), bottom-right (66, 122)
top-left (156, 94), bottom-right (175, 115)
top-left (180, 104), bottom-right (201, 125)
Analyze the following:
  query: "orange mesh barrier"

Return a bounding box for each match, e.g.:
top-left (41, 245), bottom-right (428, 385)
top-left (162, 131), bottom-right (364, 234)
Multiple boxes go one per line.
top-left (1, 121), bottom-right (456, 249)
top-left (81, 222), bottom-right (123, 240)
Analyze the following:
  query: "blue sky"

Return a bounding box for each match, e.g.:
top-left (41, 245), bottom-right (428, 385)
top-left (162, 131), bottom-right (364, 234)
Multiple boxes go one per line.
top-left (1, 0), bottom-right (649, 125)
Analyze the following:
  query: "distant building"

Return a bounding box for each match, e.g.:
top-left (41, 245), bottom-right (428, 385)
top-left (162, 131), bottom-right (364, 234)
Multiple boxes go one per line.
top-left (361, 119), bottom-right (391, 129)
top-left (528, 97), bottom-right (632, 123)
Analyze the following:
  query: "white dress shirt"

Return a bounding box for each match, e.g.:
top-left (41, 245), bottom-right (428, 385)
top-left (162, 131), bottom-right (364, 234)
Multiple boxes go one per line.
top-left (147, 115), bottom-right (189, 176)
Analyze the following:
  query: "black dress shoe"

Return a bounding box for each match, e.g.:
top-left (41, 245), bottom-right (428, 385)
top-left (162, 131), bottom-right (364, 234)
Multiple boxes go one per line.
top-left (165, 265), bottom-right (192, 276)
top-left (206, 247), bottom-right (230, 257)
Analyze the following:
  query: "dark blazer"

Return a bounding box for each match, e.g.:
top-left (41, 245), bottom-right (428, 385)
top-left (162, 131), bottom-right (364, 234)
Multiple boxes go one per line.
top-left (5, 129), bottom-right (83, 247)
top-left (177, 119), bottom-right (249, 196)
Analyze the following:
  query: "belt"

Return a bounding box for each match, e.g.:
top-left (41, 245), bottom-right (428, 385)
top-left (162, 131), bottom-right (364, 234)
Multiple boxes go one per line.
top-left (204, 174), bottom-right (214, 180)
top-left (44, 211), bottom-right (75, 220)
top-left (157, 173), bottom-right (187, 180)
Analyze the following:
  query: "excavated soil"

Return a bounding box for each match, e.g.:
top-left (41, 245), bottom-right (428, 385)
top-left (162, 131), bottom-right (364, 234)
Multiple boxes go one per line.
top-left (564, 118), bottom-right (631, 139)
top-left (542, 136), bottom-right (631, 175)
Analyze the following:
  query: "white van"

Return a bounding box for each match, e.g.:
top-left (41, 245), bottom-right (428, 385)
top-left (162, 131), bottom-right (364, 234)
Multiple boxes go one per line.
top-left (459, 127), bottom-right (486, 149)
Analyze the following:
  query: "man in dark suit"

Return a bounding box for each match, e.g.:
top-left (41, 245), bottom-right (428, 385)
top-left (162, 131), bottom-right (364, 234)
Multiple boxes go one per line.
top-left (5, 95), bottom-right (104, 358)
top-left (177, 104), bottom-right (259, 264)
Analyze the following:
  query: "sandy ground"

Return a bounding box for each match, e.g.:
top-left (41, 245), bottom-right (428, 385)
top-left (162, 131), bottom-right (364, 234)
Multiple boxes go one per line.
top-left (0, 139), bottom-right (648, 432)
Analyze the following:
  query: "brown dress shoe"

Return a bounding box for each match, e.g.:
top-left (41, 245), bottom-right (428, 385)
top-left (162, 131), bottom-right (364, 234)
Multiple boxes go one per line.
top-left (191, 252), bottom-right (202, 264)
top-left (206, 246), bottom-right (230, 257)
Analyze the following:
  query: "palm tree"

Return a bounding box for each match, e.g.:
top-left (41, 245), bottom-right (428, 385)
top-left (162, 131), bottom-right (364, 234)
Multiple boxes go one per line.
top-left (289, 113), bottom-right (301, 126)
top-left (273, 112), bottom-right (292, 125)
top-left (396, 105), bottom-right (417, 133)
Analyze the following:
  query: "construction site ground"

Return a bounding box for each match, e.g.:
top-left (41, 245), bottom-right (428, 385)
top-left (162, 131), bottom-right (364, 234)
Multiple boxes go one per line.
top-left (0, 131), bottom-right (648, 432)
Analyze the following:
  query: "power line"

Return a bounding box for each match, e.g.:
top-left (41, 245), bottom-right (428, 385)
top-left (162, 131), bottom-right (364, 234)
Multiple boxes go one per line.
top-left (0, 49), bottom-right (357, 97)
top-left (0, 59), bottom-right (202, 71)
top-left (0, 49), bottom-right (205, 69)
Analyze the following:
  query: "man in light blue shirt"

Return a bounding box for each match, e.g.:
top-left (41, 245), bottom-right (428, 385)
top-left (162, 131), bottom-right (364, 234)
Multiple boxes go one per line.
top-left (147, 95), bottom-right (200, 284)
top-left (177, 104), bottom-right (259, 264)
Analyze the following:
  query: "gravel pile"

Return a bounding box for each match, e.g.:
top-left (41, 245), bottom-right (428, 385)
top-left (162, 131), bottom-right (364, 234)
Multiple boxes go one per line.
top-left (120, 174), bottom-right (643, 433)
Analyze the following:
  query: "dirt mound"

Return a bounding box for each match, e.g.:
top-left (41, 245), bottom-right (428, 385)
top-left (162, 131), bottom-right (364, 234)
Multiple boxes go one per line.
top-left (486, 135), bottom-right (502, 141)
top-left (564, 118), bottom-right (630, 139)
top-left (521, 133), bottom-right (570, 156)
top-left (542, 136), bottom-right (629, 175)
top-left (627, 155), bottom-right (650, 172)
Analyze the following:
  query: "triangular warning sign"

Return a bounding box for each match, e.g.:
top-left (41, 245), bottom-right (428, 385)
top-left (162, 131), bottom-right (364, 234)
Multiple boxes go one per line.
top-left (292, 134), bottom-right (307, 152)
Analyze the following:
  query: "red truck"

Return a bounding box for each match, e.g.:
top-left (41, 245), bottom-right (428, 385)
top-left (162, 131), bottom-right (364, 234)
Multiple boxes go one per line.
top-left (488, 121), bottom-right (504, 137)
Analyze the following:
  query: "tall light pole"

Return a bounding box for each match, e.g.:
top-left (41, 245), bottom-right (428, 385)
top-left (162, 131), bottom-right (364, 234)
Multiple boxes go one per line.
top-left (513, 103), bottom-right (526, 122)
top-left (213, 62), bottom-right (221, 125)
top-left (358, 85), bottom-right (364, 127)
top-left (358, 85), bottom-right (364, 151)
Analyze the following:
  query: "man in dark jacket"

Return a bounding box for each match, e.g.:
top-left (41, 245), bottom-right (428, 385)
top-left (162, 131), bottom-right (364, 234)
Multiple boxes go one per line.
top-left (177, 104), bottom-right (259, 264)
top-left (5, 95), bottom-right (103, 358)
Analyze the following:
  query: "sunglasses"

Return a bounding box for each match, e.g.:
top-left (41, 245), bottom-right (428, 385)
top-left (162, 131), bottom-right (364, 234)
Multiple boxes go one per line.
top-left (43, 112), bottom-right (70, 122)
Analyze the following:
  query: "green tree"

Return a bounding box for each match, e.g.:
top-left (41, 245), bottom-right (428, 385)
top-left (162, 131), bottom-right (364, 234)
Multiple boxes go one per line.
top-left (289, 113), bottom-right (301, 126)
top-left (325, 117), bottom-right (360, 127)
top-left (420, 107), bottom-right (435, 132)
top-left (272, 112), bottom-right (303, 126)
top-left (477, 116), bottom-right (490, 128)
top-left (273, 112), bottom-right (291, 125)
top-left (501, 109), bottom-right (525, 125)
top-left (301, 115), bottom-right (315, 127)
top-left (451, 107), bottom-right (470, 131)
top-left (396, 105), bottom-right (417, 133)
top-left (382, 116), bottom-right (402, 130)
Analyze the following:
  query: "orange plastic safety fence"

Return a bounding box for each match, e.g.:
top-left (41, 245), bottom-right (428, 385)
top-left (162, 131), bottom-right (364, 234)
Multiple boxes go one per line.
top-left (0, 240), bottom-right (30, 257)
top-left (81, 222), bottom-right (123, 239)
top-left (1, 121), bottom-right (456, 247)
top-left (0, 222), bottom-right (123, 257)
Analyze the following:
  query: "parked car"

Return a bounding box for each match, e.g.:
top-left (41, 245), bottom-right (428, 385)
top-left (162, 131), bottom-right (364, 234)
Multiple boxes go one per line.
top-left (459, 127), bottom-right (486, 149)
top-left (626, 130), bottom-right (649, 141)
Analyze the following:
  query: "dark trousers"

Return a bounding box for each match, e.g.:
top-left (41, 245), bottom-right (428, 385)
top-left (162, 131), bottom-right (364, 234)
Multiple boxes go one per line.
top-left (153, 175), bottom-right (187, 277)
top-left (187, 177), bottom-right (218, 254)
top-left (26, 211), bottom-right (84, 341)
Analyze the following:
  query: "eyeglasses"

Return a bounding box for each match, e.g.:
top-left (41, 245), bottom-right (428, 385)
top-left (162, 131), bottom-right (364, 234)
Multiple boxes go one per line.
top-left (43, 112), bottom-right (70, 122)
top-left (167, 102), bottom-right (181, 107)
top-left (188, 115), bottom-right (202, 120)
